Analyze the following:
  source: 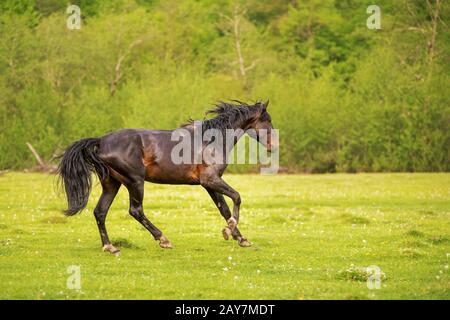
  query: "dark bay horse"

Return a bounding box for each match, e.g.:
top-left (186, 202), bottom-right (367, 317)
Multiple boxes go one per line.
top-left (58, 100), bottom-right (275, 254)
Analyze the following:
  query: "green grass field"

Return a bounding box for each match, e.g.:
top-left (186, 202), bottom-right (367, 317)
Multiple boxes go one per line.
top-left (0, 172), bottom-right (449, 300)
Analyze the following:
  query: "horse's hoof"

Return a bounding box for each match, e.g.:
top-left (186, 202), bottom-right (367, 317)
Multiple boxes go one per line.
top-left (238, 238), bottom-right (251, 247)
top-left (222, 227), bottom-right (232, 240)
top-left (103, 244), bottom-right (120, 255)
top-left (160, 240), bottom-right (172, 249)
top-left (227, 217), bottom-right (237, 230)
top-left (159, 236), bottom-right (173, 249)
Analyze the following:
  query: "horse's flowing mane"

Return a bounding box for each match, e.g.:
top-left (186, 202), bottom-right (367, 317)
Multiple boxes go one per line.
top-left (183, 100), bottom-right (262, 131)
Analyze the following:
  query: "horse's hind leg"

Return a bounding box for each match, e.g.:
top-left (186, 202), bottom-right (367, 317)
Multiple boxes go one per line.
top-left (205, 187), bottom-right (251, 247)
top-left (126, 180), bottom-right (172, 249)
top-left (94, 177), bottom-right (121, 254)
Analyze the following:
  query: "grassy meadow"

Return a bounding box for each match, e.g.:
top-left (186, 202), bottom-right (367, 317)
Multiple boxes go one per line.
top-left (0, 172), bottom-right (449, 300)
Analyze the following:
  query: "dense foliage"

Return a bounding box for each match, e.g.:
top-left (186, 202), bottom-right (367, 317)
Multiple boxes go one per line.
top-left (0, 0), bottom-right (448, 172)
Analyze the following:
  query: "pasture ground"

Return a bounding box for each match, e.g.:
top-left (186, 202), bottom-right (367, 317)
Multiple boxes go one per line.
top-left (0, 172), bottom-right (449, 299)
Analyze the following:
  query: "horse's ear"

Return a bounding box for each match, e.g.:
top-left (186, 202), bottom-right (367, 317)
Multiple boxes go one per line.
top-left (264, 99), bottom-right (269, 109)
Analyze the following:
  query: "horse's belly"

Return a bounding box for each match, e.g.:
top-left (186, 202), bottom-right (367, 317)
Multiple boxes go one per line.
top-left (141, 133), bottom-right (202, 185)
top-left (144, 162), bottom-right (201, 185)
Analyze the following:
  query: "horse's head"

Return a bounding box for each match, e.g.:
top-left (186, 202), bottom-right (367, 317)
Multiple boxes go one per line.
top-left (247, 100), bottom-right (277, 152)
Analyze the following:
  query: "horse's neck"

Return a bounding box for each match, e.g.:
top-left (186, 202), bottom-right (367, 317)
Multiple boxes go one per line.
top-left (194, 116), bottom-right (252, 154)
top-left (224, 121), bottom-right (249, 153)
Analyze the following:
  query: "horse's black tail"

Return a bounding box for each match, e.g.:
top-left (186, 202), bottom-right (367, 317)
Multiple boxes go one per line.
top-left (57, 138), bottom-right (108, 216)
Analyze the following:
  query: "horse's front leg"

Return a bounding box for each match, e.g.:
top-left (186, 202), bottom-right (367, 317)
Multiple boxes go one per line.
top-left (204, 187), bottom-right (251, 247)
top-left (201, 176), bottom-right (249, 247)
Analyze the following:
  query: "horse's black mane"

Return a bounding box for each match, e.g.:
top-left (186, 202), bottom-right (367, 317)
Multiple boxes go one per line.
top-left (184, 100), bottom-right (262, 131)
